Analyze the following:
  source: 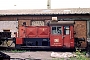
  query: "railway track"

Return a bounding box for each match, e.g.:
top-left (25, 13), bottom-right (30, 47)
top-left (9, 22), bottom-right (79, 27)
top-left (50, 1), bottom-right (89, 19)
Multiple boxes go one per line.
top-left (0, 46), bottom-right (86, 60)
top-left (0, 46), bottom-right (15, 51)
top-left (0, 47), bottom-right (41, 60)
top-left (0, 45), bottom-right (86, 60)
top-left (0, 51), bottom-right (10, 60)
top-left (0, 46), bottom-right (77, 52)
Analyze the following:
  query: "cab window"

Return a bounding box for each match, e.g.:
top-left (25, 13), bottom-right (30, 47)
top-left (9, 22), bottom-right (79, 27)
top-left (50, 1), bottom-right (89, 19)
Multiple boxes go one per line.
top-left (64, 26), bottom-right (70, 35)
top-left (52, 26), bottom-right (62, 34)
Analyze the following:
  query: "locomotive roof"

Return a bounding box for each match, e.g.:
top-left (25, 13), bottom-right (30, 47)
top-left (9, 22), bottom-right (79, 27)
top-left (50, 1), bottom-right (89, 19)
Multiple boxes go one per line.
top-left (49, 21), bottom-right (75, 26)
top-left (0, 8), bottom-right (90, 15)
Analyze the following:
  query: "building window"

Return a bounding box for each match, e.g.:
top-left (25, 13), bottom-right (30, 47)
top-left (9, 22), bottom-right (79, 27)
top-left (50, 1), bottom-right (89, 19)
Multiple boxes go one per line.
top-left (87, 21), bottom-right (90, 38)
top-left (31, 21), bottom-right (44, 26)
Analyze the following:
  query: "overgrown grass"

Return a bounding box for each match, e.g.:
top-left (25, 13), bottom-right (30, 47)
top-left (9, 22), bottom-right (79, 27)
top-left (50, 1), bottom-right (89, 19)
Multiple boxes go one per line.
top-left (69, 49), bottom-right (90, 60)
top-left (52, 49), bottom-right (90, 60)
top-left (10, 49), bottom-right (27, 53)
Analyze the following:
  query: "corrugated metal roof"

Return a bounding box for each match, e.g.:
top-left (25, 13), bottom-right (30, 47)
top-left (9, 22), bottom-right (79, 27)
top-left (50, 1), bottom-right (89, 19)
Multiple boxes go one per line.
top-left (0, 8), bottom-right (90, 15)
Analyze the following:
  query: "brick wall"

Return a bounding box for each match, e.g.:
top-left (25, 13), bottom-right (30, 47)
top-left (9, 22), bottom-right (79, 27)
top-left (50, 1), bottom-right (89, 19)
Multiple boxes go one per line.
top-left (74, 21), bottom-right (87, 48)
top-left (0, 15), bottom-right (88, 48)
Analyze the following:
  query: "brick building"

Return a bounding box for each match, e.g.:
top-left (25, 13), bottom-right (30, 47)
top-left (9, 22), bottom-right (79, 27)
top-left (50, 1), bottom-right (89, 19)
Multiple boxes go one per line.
top-left (0, 8), bottom-right (90, 48)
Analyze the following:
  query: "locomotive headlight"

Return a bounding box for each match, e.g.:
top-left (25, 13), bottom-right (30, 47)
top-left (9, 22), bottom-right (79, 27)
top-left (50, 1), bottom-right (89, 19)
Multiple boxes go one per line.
top-left (54, 39), bottom-right (59, 42)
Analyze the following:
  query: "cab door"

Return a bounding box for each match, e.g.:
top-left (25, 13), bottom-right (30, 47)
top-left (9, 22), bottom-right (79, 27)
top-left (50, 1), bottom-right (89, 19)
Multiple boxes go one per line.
top-left (63, 26), bottom-right (70, 48)
top-left (63, 26), bottom-right (74, 48)
top-left (50, 26), bottom-right (63, 48)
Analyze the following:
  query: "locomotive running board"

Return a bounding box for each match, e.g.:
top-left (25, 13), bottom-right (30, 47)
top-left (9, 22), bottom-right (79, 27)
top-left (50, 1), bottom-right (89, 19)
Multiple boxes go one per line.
top-left (21, 46), bottom-right (50, 49)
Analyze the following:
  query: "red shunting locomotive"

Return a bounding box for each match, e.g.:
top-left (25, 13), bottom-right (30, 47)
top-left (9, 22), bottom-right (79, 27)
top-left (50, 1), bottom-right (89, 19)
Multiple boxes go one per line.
top-left (15, 21), bottom-right (75, 49)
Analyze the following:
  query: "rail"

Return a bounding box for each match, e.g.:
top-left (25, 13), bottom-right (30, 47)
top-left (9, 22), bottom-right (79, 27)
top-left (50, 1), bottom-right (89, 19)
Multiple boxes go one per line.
top-left (0, 51), bottom-right (10, 60)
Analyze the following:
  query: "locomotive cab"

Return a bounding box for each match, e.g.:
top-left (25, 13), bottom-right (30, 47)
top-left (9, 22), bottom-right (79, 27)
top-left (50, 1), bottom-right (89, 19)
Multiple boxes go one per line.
top-left (49, 21), bottom-right (75, 49)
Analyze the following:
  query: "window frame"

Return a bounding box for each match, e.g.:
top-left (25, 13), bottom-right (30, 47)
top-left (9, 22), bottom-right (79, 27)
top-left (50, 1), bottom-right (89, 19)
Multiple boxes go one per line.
top-left (64, 26), bottom-right (70, 35)
top-left (51, 26), bottom-right (62, 35)
top-left (31, 20), bottom-right (45, 26)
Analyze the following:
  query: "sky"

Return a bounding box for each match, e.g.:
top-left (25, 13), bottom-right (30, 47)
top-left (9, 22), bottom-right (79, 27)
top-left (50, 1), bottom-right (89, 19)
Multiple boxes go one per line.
top-left (0, 0), bottom-right (90, 10)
